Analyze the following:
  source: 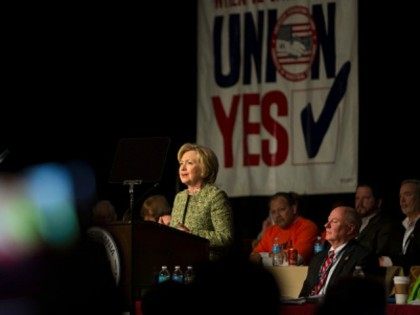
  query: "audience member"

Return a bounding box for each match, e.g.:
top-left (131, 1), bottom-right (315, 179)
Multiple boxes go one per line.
top-left (140, 194), bottom-right (171, 225)
top-left (250, 192), bottom-right (318, 265)
top-left (91, 199), bottom-right (118, 225)
top-left (299, 206), bottom-right (379, 297)
top-left (252, 191), bottom-right (304, 248)
top-left (355, 183), bottom-right (403, 256)
top-left (316, 276), bottom-right (386, 315)
top-left (318, 200), bottom-right (350, 251)
top-left (379, 179), bottom-right (420, 274)
top-left (169, 143), bottom-right (233, 261)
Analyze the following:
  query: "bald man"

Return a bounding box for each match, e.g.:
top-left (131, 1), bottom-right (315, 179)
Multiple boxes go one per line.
top-left (300, 206), bottom-right (379, 297)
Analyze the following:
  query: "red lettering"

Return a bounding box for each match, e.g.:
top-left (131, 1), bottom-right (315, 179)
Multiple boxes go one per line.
top-left (212, 90), bottom-right (289, 168)
top-left (212, 95), bottom-right (240, 167)
top-left (243, 93), bottom-right (260, 166)
top-left (261, 91), bottom-right (288, 166)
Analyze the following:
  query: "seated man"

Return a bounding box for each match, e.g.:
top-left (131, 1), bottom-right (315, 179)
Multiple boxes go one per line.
top-left (299, 206), bottom-right (379, 297)
top-left (355, 183), bottom-right (403, 256)
top-left (379, 179), bottom-right (420, 274)
top-left (316, 276), bottom-right (386, 315)
top-left (250, 192), bottom-right (318, 265)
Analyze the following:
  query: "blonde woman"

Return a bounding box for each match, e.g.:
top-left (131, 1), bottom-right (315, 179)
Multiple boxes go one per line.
top-left (169, 143), bottom-right (233, 260)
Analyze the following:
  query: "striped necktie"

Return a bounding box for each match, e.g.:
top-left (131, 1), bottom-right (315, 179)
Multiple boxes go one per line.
top-left (310, 250), bottom-right (335, 296)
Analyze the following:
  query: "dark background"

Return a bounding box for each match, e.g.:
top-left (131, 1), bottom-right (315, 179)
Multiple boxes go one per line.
top-left (1, 2), bottom-right (419, 245)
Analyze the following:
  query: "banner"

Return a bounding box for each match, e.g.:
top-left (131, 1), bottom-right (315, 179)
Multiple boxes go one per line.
top-left (197, 0), bottom-right (358, 196)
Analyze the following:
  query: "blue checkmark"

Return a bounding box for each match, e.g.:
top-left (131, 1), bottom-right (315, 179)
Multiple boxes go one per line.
top-left (300, 61), bottom-right (351, 158)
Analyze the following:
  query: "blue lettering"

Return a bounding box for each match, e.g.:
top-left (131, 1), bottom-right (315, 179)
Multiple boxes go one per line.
top-left (214, 15), bottom-right (241, 87)
top-left (244, 11), bottom-right (264, 84)
top-left (311, 3), bottom-right (336, 79)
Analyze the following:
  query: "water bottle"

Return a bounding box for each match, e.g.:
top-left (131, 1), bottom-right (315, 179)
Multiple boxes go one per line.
top-left (272, 237), bottom-right (282, 266)
top-left (158, 265), bottom-right (171, 283)
top-left (314, 236), bottom-right (324, 254)
top-left (172, 265), bottom-right (184, 283)
top-left (184, 265), bottom-right (194, 285)
top-left (353, 265), bottom-right (365, 278)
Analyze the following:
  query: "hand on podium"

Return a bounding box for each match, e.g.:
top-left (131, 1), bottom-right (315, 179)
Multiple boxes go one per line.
top-left (176, 223), bottom-right (190, 233)
top-left (158, 215), bottom-right (172, 225)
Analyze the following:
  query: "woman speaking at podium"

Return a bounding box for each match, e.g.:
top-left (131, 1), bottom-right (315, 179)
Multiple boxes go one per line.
top-left (169, 143), bottom-right (233, 260)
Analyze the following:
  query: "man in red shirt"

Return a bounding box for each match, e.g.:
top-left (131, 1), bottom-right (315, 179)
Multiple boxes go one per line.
top-left (250, 192), bottom-right (318, 265)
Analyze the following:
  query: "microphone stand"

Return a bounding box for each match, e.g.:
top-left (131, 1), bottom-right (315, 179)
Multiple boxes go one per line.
top-left (123, 180), bottom-right (142, 222)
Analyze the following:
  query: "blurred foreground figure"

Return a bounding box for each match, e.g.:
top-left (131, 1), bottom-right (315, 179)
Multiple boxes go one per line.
top-left (316, 276), bottom-right (386, 315)
top-left (0, 162), bottom-right (122, 314)
top-left (142, 255), bottom-right (280, 315)
top-left (38, 237), bottom-right (122, 315)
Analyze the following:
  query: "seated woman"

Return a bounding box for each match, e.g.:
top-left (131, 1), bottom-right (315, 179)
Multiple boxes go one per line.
top-left (140, 194), bottom-right (172, 225)
top-left (91, 200), bottom-right (118, 225)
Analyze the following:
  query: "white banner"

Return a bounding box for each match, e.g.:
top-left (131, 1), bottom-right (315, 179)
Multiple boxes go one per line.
top-left (197, 0), bottom-right (358, 197)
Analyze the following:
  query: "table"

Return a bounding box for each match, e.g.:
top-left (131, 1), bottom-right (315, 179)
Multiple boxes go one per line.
top-left (280, 303), bottom-right (420, 315)
top-left (265, 265), bottom-right (403, 299)
top-left (265, 265), bottom-right (308, 298)
top-left (387, 304), bottom-right (420, 315)
top-left (135, 300), bottom-right (420, 315)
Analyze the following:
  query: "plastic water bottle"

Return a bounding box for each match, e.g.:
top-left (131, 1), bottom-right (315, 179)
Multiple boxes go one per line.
top-left (184, 265), bottom-right (194, 285)
top-left (158, 265), bottom-right (171, 283)
top-left (314, 236), bottom-right (324, 254)
top-left (272, 237), bottom-right (282, 266)
top-left (172, 265), bottom-right (184, 283)
top-left (353, 265), bottom-right (365, 278)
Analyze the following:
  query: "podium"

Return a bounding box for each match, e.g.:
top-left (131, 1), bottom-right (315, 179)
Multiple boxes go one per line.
top-left (104, 221), bottom-right (210, 308)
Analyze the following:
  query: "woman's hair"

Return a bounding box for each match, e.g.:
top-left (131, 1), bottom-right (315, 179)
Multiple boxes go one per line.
top-left (140, 194), bottom-right (171, 221)
top-left (177, 143), bottom-right (219, 184)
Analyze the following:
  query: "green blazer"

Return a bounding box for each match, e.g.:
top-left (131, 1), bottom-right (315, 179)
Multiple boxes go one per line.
top-left (170, 184), bottom-right (234, 260)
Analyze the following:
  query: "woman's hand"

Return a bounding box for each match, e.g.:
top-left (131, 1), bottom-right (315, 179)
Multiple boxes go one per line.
top-left (158, 215), bottom-right (171, 225)
top-left (176, 223), bottom-right (190, 233)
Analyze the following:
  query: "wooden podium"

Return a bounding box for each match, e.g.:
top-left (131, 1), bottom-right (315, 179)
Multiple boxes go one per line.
top-left (104, 221), bottom-right (210, 308)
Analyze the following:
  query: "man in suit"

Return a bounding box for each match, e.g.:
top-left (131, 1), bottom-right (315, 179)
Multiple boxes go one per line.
top-left (380, 179), bottom-right (420, 274)
top-left (300, 206), bottom-right (379, 297)
top-left (355, 183), bottom-right (403, 256)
